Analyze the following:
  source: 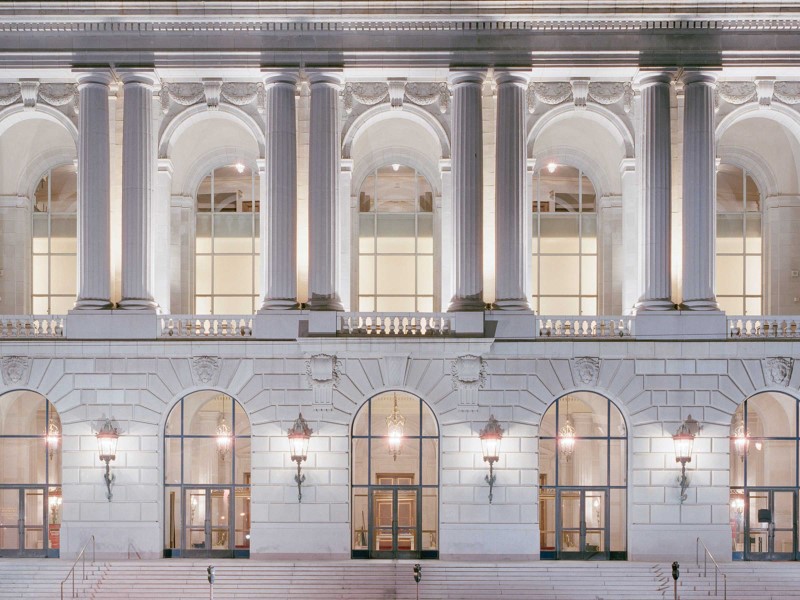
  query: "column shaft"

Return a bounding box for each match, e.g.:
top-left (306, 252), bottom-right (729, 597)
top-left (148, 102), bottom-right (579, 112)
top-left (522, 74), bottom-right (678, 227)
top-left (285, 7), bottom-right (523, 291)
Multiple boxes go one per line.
top-left (260, 73), bottom-right (299, 310)
top-left (635, 73), bottom-right (675, 311)
top-left (681, 73), bottom-right (719, 310)
top-left (494, 72), bottom-right (530, 311)
top-left (448, 71), bottom-right (485, 312)
top-left (307, 73), bottom-right (343, 311)
top-left (73, 71), bottom-right (113, 310)
top-left (119, 73), bottom-right (159, 310)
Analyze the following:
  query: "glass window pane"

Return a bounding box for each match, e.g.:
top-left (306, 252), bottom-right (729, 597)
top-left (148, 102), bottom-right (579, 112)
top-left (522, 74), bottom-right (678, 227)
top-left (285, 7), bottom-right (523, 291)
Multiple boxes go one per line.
top-left (376, 256), bottom-right (416, 295)
top-left (539, 296), bottom-right (579, 315)
top-left (213, 296), bottom-right (254, 315)
top-left (213, 256), bottom-right (253, 295)
top-left (0, 439), bottom-right (45, 484)
top-left (352, 438), bottom-right (369, 485)
top-left (748, 393), bottom-right (797, 438)
top-left (417, 296), bottom-right (434, 312)
top-left (717, 214), bottom-right (745, 253)
top-left (421, 489), bottom-right (438, 550)
top-left (718, 296), bottom-right (744, 315)
top-left (359, 214), bottom-right (375, 253)
top-left (376, 215), bottom-right (416, 253)
top-left (165, 439), bottom-right (181, 484)
top-left (539, 437), bottom-right (556, 485)
top-left (558, 440), bottom-right (608, 486)
top-left (359, 256), bottom-right (375, 295)
top-left (744, 297), bottom-right (761, 316)
top-left (377, 296), bottom-right (416, 312)
top-left (32, 256), bottom-right (49, 295)
top-left (540, 256), bottom-right (580, 295)
top-left (745, 215), bottom-right (761, 253)
top-left (539, 217), bottom-right (579, 253)
top-left (581, 256), bottom-right (597, 296)
top-left (358, 296), bottom-right (374, 312)
top-left (417, 215), bottom-right (433, 253)
top-left (746, 439), bottom-right (796, 487)
top-left (745, 256), bottom-right (761, 296)
top-left (49, 255), bottom-right (76, 295)
top-left (580, 216), bottom-right (597, 253)
top-left (610, 489), bottom-right (627, 551)
top-left (184, 393), bottom-right (233, 436)
top-left (422, 439), bottom-right (438, 485)
top-left (352, 490), bottom-right (369, 550)
top-left (716, 256), bottom-right (744, 296)
top-left (234, 437), bottom-right (251, 484)
top-left (580, 297), bottom-right (597, 316)
top-left (417, 255), bottom-right (433, 295)
top-left (610, 440), bottom-right (626, 486)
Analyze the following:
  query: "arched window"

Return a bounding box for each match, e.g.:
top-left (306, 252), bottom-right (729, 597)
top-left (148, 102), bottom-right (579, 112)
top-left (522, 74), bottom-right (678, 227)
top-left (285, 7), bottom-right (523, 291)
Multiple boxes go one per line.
top-left (351, 391), bottom-right (438, 559)
top-left (195, 164), bottom-right (260, 314)
top-left (0, 391), bottom-right (61, 557)
top-left (539, 393), bottom-right (626, 560)
top-left (32, 165), bottom-right (77, 314)
top-left (716, 164), bottom-right (762, 315)
top-left (532, 164), bottom-right (597, 315)
top-left (164, 391), bottom-right (251, 558)
top-left (730, 392), bottom-right (798, 560)
top-left (357, 165), bottom-right (435, 312)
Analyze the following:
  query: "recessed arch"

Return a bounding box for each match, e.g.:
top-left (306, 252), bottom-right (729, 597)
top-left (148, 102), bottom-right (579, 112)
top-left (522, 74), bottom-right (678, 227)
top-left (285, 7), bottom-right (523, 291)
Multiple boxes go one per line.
top-left (538, 390), bottom-right (627, 561)
top-left (343, 103), bottom-right (451, 160)
top-left (163, 389), bottom-right (252, 558)
top-left (350, 390), bottom-right (439, 560)
top-left (531, 147), bottom-right (609, 202)
top-left (158, 103), bottom-right (265, 159)
top-left (528, 104), bottom-right (634, 159)
top-left (0, 103), bottom-right (78, 146)
top-left (352, 149), bottom-right (442, 198)
top-left (18, 148), bottom-right (76, 200)
top-left (717, 146), bottom-right (777, 199)
top-left (716, 102), bottom-right (800, 148)
top-left (182, 148), bottom-right (260, 199)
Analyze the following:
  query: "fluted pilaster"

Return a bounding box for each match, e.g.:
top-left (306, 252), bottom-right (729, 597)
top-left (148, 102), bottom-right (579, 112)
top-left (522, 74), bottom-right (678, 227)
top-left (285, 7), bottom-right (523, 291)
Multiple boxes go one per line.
top-left (681, 71), bottom-right (719, 311)
top-left (494, 71), bottom-right (530, 311)
top-left (447, 71), bottom-right (485, 312)
top-left (118, 71), bottom-right (159, 311)
top-left (260, 72), bottom-right (299, 310)
top-left (635, 72), bottom-right (675, 311)
top-left (307, 72), bottom-right (343, 311)
top-left (73, 70), bottom-right (114, 310)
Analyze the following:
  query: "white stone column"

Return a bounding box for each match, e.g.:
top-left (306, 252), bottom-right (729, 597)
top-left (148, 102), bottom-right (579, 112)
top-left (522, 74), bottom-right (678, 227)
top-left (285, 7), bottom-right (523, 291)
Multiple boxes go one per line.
top-left (260, 72), bottom-right (299, 310)
top-left (448, 71), bottom-right (485, 312)
top-left (681, 72), bottom-right (719, 310)
top-left (153, 159), bottom-right (173, 312)
top-left (307, 72), bottom-right (344, 311)
top-left (635, 73), bottom-right (675, 311)
top-left (118, 71), bottom-right (159, 310)
top-left (73, 70), bottom-right (114, 310)
top-left (493, 71), bottom-right (530, 311)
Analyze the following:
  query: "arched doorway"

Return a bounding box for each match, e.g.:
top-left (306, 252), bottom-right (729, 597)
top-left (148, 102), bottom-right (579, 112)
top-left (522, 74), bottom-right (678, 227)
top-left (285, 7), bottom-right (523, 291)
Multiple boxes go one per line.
top-left (351, 391), bottom-right (439, 559)
top-left (730, 391), bottom-right (799, 561)
top-left (164, 391), bottom-right (251, 558)
top-left (0, 390), bottom-right (61, 557)
top-left (538, 392), bottom-right (627, 560)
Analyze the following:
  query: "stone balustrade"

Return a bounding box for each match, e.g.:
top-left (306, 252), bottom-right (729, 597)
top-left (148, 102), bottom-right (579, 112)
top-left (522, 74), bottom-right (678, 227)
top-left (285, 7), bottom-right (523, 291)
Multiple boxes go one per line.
top-left (159, 315), bottom-right (254, 338)
top-left (537, 316), bottom-right (634, 338)
top-left (0, 316), bottom-right (65, 338)
top-left (727, 316), bottom-right (800, 338)
top-left (338, 312), bottom-right (452, 336)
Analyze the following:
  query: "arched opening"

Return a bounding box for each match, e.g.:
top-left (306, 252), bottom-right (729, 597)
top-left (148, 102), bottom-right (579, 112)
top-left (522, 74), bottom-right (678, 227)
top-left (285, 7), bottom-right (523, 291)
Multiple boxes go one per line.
top-left (730, 391), bottom-right (799, 560)
top-left (0, 390), bottom-right (62, 557)
top-left (32, 164), bottom-right (77, 315)
top-left (716, 164), bottom-right (762, 315)
top-left (538, 392), bottom-right (627, 560)
top-left (194, 163), bottom-right (260, 314)
top-left (531, 164), bottom-right (598, 315)
top-left (164, 391), bottom-right (251, 558)
top-left (351, 391), bottom-right (439, 559)
top-left (356, 164), bottom-right (436, 312)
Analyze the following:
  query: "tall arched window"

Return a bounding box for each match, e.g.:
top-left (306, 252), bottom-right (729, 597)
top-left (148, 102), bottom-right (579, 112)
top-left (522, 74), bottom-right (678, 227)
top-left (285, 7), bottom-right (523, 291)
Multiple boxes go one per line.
top-left (351, 391), bottom-right (438, 559)
top-left (539, 393), bottom-right (626, 560)
top-left (195, 164), bottom-right (260, 314)
top-left (0, 391), bottom-right (61, 557)
top-left (730, 392), bottom-right (798, 560)
top-left (532, 164), bottom-right (597, 315)
top-left (357, 165), bottom-right (435, 312)
top-left (164, 391), bottom-right (251, 558)
top-left (32, 165), bottom-right (77, 314)
top-left (716, 164), bottom-right (762, 315)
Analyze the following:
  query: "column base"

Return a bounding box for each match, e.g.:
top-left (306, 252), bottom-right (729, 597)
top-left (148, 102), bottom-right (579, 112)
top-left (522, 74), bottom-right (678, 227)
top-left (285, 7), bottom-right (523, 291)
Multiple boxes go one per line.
top-left (633, 298), bottom-right (676, 312)
top-left (259, 298), bottom-right (299, 311)
top-left (448, 293), bottom-right (485, 312)
top-left (71, 298), bottom-right (113, 311)
top-left (680, 298), bottom-right (720, 311)
top-left (117, 298), bottom-right (159, 311)
top-left (492, 297), bottom-right (532, 311)
top-left (307, 293), bottom-right (343, 312)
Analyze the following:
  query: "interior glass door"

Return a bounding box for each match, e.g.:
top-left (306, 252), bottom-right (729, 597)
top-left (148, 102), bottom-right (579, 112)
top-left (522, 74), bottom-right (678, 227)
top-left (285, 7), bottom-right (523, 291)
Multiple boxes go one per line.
top-left (746, 490), bottom-right (796, 560)
top-left (370, 487), bottom-right (421, 559)
top-left (0, 487), bottom-right (49, 557)
top-left (558, 488), bottom-right (608, 560)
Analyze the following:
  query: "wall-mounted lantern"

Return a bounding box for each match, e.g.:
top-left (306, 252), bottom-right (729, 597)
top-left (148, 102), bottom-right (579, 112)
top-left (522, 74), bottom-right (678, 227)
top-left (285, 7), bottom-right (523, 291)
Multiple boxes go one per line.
top-left (673, 415), bottom-right (699, 503)
top-left (288, 413), bottom-right (313, 502)
top-left (479, 415), bottom-right (503, 504)
top-left (96, 419), bottom-right (120, 501)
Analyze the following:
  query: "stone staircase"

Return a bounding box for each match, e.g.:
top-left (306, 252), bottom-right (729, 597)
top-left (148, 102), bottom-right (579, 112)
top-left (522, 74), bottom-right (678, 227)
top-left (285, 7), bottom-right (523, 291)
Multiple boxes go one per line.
top-left (1, 559), bottom-right (800, 599)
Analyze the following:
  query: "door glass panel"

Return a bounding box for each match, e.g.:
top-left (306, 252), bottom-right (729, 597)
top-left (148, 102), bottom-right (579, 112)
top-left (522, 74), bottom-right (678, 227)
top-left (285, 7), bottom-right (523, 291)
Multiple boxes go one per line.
top-left (540, 492), bottom-right (556, 552)
top-left (210, 489), bottom-right (229, 550)
top-left (24, 489), bottom-right (44, 551)
top-left (234, 488), bottom-right (250, 550)
top-left (585, 491), bottom-right (605, 554)
top-left (773, 491), bottom-right (794, 555)
top-left (353, 490), bottom-right (369, 550)
top-left (397, 490), bottom-right (417, 552)
top-left (560, 491), bottom-right (581, 552)
top-left (748, 491), bottom-right (770, 555)
top-left (0, 489), bottom-right (19, 551)
top-left (47, 487), bottom-right (61, 550)
top-left (609, 489), bottom-right (626, 552)
top-left (421, 489), bottom-right (437, 550)
top-left (185, 489), bottom-right (207, 551)
top-left (373, 490), bottom-right (394, 551)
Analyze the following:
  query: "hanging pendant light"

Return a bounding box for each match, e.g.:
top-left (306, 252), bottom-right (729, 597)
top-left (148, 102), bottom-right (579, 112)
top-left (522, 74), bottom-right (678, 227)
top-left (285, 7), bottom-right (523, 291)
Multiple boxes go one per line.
top-left (216, 414), bottom-right (232, 461)
top-left (386, 394), bottom-right (406, 461)
top-left (733, 414), bottom-right (748, 461)
top-left (558, 397), bottom-right (576, 462)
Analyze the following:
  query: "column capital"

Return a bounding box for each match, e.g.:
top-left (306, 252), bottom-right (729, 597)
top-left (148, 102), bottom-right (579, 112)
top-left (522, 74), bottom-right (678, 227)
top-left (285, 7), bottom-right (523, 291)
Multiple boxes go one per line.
top-left (261, 70), bottom-right (300, 88)
top-left (116, 69), bottom-right (159, 88)
top-left (447, 70), bottom-right (486, 87)
top-left (633, 70), bottom-right (676, 90)
top-left (73, 68), bottom-right (115, 89)
top-left (306, 70), bottom-right (345, 88)
top-left (679, 70), bottom-right (719, 87)
top-left (493, 70), bottom-right (529, 88)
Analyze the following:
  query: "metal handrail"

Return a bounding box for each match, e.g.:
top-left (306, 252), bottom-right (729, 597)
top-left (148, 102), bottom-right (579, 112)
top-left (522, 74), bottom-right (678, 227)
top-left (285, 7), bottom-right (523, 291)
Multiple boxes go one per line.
top-left (127, 541), bottom-right (142, 560)
top-left (696, 537), bottom-right (727, 599)
top-left (60, 535), bottom-right (95, 600)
